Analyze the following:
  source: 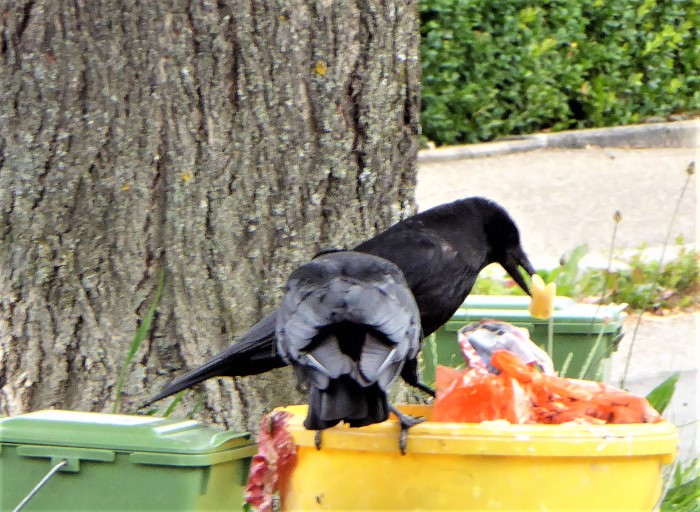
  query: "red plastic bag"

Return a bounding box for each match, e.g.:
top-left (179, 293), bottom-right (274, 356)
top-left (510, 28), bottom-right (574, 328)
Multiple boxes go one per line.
top-left (432, 350), bottom-right (662, 425)
top-left (432, 364), bottom-right (533, 424)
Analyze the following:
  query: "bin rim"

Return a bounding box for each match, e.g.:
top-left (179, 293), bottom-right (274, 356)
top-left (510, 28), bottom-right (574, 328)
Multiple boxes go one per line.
top-left (456, 295), bottom-right (628, 327)
top-left (439, 296), bottom-right (629, 335)
top-left (276, 405), bottom-right (677, 462)
top-left (0, 410), bottom-right (252, 455)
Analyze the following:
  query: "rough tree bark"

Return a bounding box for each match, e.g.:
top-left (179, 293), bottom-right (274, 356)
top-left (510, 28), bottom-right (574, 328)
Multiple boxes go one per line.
top-left (0, 0), bottom-right (420, 433)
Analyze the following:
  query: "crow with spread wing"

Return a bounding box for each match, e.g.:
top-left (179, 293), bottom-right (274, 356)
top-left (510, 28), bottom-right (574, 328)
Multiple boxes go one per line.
top-left (145, 197), bottom-right (535, 408)
top-left (276, 251), bottom-right (423, 453)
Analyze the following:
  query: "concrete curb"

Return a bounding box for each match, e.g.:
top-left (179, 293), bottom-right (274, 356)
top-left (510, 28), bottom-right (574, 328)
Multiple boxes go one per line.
top-left (418, 119), bottom-right (699, 163)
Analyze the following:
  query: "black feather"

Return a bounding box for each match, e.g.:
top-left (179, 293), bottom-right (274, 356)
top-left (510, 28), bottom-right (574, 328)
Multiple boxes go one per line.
top-left (145, 197), bottom-right (535, 407)
top-left (277, 251), bottom-right (420, 430)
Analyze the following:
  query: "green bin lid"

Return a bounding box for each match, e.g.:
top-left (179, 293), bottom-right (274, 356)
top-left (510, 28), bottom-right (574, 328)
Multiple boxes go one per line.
top-left (0, 410), bottom-right (252, 455)
top-left (446, 295), bottom-right (627, 333)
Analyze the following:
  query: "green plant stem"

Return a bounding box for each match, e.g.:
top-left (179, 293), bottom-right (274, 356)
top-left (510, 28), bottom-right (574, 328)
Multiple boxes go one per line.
top-left (163, 391), bottom-right (185, 417)
top-left (657, 458), bottom-right (681, 510)
top-left (428, 333), bottom-right (438, 387)
top-left (578, 322), bottom-right (606, 379)
top-left (113, 268), bottom-right (166, 413)
top-left (187, 394), bottom-right (207, 419)
top-left (582, 212), bottom-right (621, 363)
top-left (599, 213), bottom-right (620, 308)
top-left (559, 352), bottom-right (574, 378)
top-left (621, 166), bottom-right (694, 388)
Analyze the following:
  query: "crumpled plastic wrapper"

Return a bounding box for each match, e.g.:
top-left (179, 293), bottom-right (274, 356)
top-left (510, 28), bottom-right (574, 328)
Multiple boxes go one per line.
top-left (459, 320), bottom-right (555, 375)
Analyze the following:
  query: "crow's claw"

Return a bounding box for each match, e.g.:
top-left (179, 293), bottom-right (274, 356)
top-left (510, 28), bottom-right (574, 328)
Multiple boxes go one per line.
top-left (390, 405), bottom-right (426, 455)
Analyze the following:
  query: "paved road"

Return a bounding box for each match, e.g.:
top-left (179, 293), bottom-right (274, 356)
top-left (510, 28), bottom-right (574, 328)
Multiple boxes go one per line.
top-left (417, 147), bottom-right (696, 268)
top-left (416, 145), bottom-right (698, 461)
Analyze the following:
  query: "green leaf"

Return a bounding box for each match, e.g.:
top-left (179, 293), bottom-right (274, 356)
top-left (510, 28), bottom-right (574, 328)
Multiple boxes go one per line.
top-left (163, 391), bottom-right (185, 417)
top-left (661, 459), bottom-right (700, 511)
top-left (187, 394), bottom-right (208, 419)
top-left (646, 372), bottom-right (680, 415)
top-left (113, 268), bottom-right (166, 414)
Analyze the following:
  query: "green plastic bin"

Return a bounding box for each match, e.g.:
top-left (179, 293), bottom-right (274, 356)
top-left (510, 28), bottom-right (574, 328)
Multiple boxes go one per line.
top-left (420, 295), bottom-right (627, 385)
top-left (0, 410), bottom-right (256, 511)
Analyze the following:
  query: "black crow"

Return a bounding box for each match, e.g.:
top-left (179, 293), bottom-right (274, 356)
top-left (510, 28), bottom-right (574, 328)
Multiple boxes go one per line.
top-left (144, 197), bottom-right (535, 405)
top-left (276, 251), bottom-right (423, 453)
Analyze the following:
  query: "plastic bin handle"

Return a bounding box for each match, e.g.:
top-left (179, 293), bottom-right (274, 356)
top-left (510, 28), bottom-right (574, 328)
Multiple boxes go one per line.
top-left (17, 445), bottom-right (116, 473)
top-left (12, 459), bottom-right (68, 512)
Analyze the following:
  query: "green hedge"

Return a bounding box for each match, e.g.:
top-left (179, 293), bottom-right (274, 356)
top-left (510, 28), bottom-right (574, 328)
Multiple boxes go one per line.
top-left (420, 0), bottom-right (700, 145)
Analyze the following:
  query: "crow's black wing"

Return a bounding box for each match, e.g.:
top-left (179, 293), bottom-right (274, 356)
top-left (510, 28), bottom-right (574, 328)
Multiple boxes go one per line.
top-left (276, 251), bottom-right (422, 429)
top-left (355, 225), bottom-right (484, 335)
top-left (276, 252), bottom-right (421, 390)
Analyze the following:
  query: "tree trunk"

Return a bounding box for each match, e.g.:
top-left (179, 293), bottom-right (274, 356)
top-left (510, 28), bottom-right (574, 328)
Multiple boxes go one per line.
top-left (0, 0), bottom-right (420, 433)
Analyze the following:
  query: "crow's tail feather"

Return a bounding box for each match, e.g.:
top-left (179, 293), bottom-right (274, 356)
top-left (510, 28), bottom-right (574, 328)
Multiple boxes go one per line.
top-left (304, 377), bottom-right (389, 431)
top-left (143, 312), bottom-right (285, 407)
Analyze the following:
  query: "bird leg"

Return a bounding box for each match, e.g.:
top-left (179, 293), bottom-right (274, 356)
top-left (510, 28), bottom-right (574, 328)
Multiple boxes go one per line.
top-left (412, 380), bottom-right (436, 398)
top-left (389, 405), bottom-right (425, 455)
top-left (400, 360), bottom-right (436, 398)
top-left (314, 430), bottom-right (322, 450)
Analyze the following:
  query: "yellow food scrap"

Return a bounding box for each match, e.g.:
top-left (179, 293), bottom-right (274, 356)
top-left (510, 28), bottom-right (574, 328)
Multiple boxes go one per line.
top-left (529, 274), bottom-right (556, 319)
top-left (182, 172), bottom-right (193, 182)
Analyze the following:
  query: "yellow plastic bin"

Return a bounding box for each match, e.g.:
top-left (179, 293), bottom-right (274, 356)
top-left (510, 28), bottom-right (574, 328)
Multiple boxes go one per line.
top-left (277, 405), bottom-right (677, 511)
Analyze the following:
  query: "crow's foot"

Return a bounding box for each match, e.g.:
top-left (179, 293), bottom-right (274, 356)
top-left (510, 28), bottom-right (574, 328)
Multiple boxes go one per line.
top-left (389, 405), bottom-right (426, 455)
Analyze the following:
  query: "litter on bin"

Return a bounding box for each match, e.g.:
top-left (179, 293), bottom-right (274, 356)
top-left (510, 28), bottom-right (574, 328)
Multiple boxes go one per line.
top-left (458, 320), bottom-right (555, 375)
top-left (245, 410), bottom-right (297, 512)
top-left (433, 321), bottom-right (662, 425)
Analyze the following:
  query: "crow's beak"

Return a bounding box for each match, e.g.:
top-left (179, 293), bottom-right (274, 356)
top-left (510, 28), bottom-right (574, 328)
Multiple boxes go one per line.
top-left (502, 248), bottom-right (536, 296)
